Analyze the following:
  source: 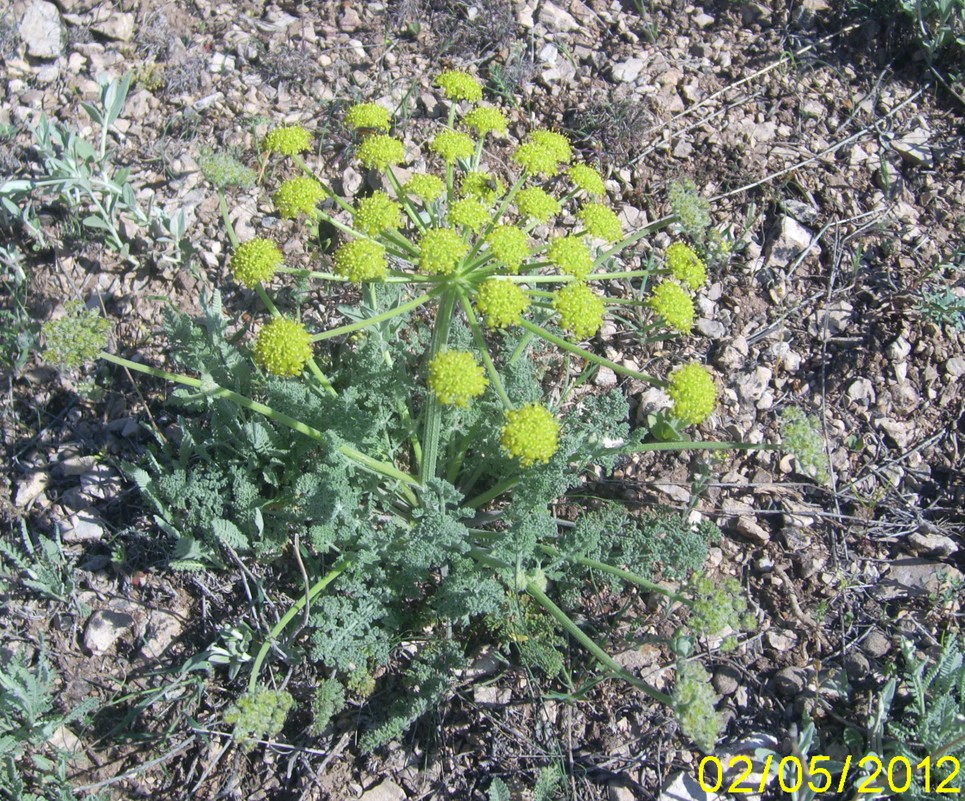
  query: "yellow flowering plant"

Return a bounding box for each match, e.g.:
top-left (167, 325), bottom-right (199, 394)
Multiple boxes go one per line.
top-left (93, 70), bottom-right (769, 755)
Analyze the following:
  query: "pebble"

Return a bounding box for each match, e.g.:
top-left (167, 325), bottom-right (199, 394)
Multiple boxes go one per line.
top-left (538, 1), bottom-right (580, 32)
top-left (712, 666), bottom-right (740, 696)
top-left (594, 366), bottom-right (618, 387)
top-left (767, 216), bottom-right (819, 270)
top-left (772, 666), bottom-right (809, 696)
top-left (64, 512), bottom-right (105, 543)
top-left (15, 471), bottom-right (49, 508)
top-left (612, 58), bottom-right (645, 84)
top-left (90, 11), bottom-right (135, 42)
top-left (19, 0), bottom-right (65, 58)
top-left (946, 357), bottom-right (965, 378)
top-left (843, 650), bottom-right (870, 678)
top-left (360, 780), bottom-right (406, 801)
top-left (862, 629), bottom-right (891, 658)
top-left (84, 609), bottom-right (135, 653)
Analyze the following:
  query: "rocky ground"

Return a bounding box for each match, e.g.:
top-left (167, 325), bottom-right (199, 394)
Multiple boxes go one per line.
top-left (1, 0), bottom-right (964, 798)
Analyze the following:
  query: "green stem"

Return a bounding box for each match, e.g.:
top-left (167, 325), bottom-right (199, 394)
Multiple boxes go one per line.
top-left (593, 215), bottom-right (675, 267)
top-left (464, 475), bottom-right (520, 509)
top-left (458, 290), bottom-right (511, 409)
top-left (420, 289), bottom-right (456, 483)
top-left (248, 557), bottom-right (353, 692)
top-left (99, 352), bottom-right (420, 497)
top-left (524, 582), bottom-right (675, 706)
top-left (219, 191), bottom-right (240, 250)
top-left (534, 543), bottom-right (688, 603)
top-left (387, 167), bottom-right (427, 234)
top-left (311, 288), bottom-right (442, 343)
top-left (518, 319), bottom-right (665, 387)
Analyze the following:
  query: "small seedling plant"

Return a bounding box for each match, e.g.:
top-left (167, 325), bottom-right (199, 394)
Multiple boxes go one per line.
top-left (66, 70), bottom-right (766, 752)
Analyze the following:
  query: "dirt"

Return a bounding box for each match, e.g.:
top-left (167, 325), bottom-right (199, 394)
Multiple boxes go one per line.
top-left (2, 0), bottom-right (964, 798)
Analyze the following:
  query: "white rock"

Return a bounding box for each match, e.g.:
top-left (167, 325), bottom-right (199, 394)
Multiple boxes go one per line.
top-left (594, 366), bottom-right (618, 387)
top-left (538, 1), bottom-right (579, 32)
top-left (15, 471), bottom-right (49, 508)
top-left (138, 610), bottom-right (184, 660)
top-left (811, 300), bottom-right (853, 339)
top-left (886, 335), bottom-right (911, 361)
top-left (338, 7), bottom-right (363, 31)
top-left (738, 366), bottom-right (772, 403)
top-left (84, 609), bottom-right (135, 653)
top-left (209, 52), bottom-right (235, 73)
top-left (945, 356), bottom-right (965, 378)
top-left (91, 11), bottom-right (135, 41)
top-left (64, 512), bottom-right (104, 543)
top-left (539, 42), bottom-right (559, 64)
top-left (612, 57), bottom-right (645, 83)
top-left (696, 318), bottom-right (726, 339)
top-left (847, 377), bottom-right (875, 405)
top-left (907, 531), bottom-right (958, 557)
top-left (693, 12), bottom-right (715, 28)
top-left (767, 215), bottom-right (819, 269)
top-left (360, 781), bottom-right (406, 801)
top-left (19, 0), bottom-right (64, 58)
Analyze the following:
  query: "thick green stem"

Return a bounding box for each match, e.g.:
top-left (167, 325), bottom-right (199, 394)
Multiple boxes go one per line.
top-left (99, 352), bottom-right (420, 498)
top-left (524, 583), bottom-right (675, 706)
top-left (458, 290), bottom-right (511, 409)
top-left (248, 557), bottom-right (353, 692)
top-left (594, 214), bottom-right (675, 267)
top-left (420, 290), bottom-right (456, 483)
top-left (519, 319), bottom-right (665, 387)
top-left (534, 543), bottom-right (689, 603)
top-left (219, 191), bottom-right (240, 249)
top-left (311, 288), bottom-right (442, 343)
top-left (464, 475), bottom-right (520, 509)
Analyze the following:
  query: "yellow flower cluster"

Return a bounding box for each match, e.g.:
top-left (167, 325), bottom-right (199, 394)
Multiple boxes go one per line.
top-left (553, 283), bottom-right (605, 340)
top-left (500, 404), bottom-right (560, 466)
top-left (230, 239), bottom-right (283, 287)
top-left (263, 125), bottom-right (312, 157)
top-left (427, 350), bottom-right (488, 407)
top-left (254, 318), bottom-right (313, 377)
top-left (334, 239), bottom-right (388, 283)
top-left (668, 363), bottom-right (717, 425)
top-left (420, 229), bottom-right (468, 275)
top-left (475, 278), bottom-right (530, 328)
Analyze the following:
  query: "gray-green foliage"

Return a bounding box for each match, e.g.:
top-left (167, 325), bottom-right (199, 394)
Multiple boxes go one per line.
top-left (40, 300), bottom-right (111, 371)
top-left (885, 636), bottom-right (965, 798)
top-left (0, 521), bottom-right (76, 605)
top-left (0, 75), bottom-right (185, 266)
top-left (0, 650), bottom-right (98, 801)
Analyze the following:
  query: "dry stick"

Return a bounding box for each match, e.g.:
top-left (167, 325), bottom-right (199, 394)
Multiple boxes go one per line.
top-left (73, 737), bottom-right (195, 793)
top-left (631, 21), bottom-right (864, 160)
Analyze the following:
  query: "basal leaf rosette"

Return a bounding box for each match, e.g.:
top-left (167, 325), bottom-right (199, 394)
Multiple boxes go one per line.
top-left (501, 403), bottom-right (560, 467)
top-left (254, 318), bottom-right (313, 377)
top-left (428, 350), bottom-right (488, 407)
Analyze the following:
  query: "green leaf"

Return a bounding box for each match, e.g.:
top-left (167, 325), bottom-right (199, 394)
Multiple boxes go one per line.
top-left (82, 215), bottom-right (112, 231)
top-left (488, 778), bottom-right (511, 801)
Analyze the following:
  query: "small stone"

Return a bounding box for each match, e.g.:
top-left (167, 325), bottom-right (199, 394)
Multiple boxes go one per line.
top-left (811, 300), bottom-right (853, 339)
top-left (862, 630), bottom-right (891, 658)
top-left (338, 7), bottom-right (363, 31)
top-left (843, 650), bottom-right (870, 678)
top-left (138, 610), bottom-right (184, 660)
top-left (767, 216), bottom-right (819, 270)
top-left (64, 512), bottom-right (105, 543)
top-left (15, 471), bottom-right (49, 508)
top-left (473, 685), bottom-right (511, 706)
top-left (360, 780), bottom-right (406, 801)
top-left (847, 377), bottom-right (875, 406)
top-left (892, 132), bottom-right (933, 167)
top-left (712, 667), bottom-right (740, 696)
top-left (19, 0), bottom-right (65, 58)
top-left (696, 318), bottom-right (726, 339)
top-left (341, 166), bottom-right (363, 196)
top-left (735, 515), bottom-right (770, 543)
top-left (84, 609), bottom-right (135, 653)
top-left (594, 366), bottom-right (618, 387)
top-left (738, 366), bottom-right (772, 403)
top-left (766, 629), bottom-right (797, 651)
top-left (538, 1), bottom-right (579, 32)
top-left (90, 11), bottom-right (135, 41)
top-left (209, 52), bottom-right (235, 73)
top-left (539, 42), bottom-right (559, 64)
top-left (612, 57), bottom-right (645, 83)
top-left (946, 357), bottom-right (965, 378)
top-left (693, 12), bottom-right (715, 28)
top-left (886, 336), bottom-right (912, 361)
top-left (907, 531), bottom-right (959, 557)
top-left (773, 666), bottom-right (809, 696)
top-left (875, 558), bottom-right (964, 600)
